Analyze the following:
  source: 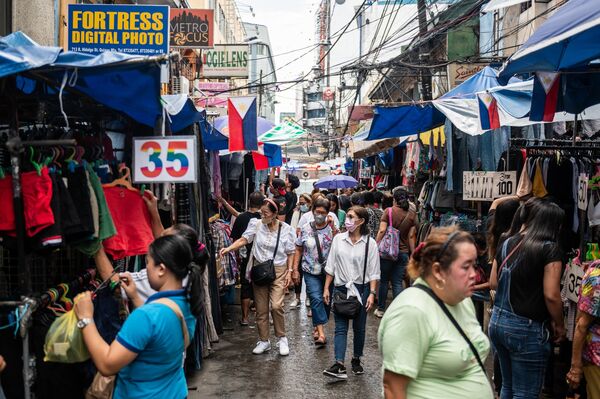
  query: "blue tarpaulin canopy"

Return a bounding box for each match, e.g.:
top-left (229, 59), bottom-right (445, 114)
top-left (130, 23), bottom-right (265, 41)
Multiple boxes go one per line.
top-left (0, 31), bottom-right (165, 128)
top-left (498, 0), bottom-right (600, 83)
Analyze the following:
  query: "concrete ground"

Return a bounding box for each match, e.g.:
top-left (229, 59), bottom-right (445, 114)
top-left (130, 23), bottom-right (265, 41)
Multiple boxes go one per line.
top-left (188, 293), bottom-right (384, 399)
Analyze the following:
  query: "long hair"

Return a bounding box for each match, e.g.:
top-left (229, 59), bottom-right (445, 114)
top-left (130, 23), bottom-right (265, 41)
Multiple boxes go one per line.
top-left (504, 198), bottom-right (564, 267)
top-left (487, 199), bottom-right (520, 260)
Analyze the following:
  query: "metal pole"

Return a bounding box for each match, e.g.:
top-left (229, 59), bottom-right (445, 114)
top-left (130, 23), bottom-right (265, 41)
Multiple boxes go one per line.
top-left (258, 69), bottom-right (263, 118)
top-left (417, 0), bottom-right (432, 101)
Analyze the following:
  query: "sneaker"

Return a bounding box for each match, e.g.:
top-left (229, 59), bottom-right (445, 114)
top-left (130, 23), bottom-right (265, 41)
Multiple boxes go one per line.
top-left (374, 309), bottom-right (385, 318)
top-left (289, 298), bottom-right (300, 309)
top-left (252, 341), bottom-right (271, 355)
top-left (305, 298), bottom-right (311, 307)
top-left (351, 358), bottom-right (364, 375)
top-left (323, 362), bottom-right (348, 380)
top-left (278, 337), bottom-right (290, 356)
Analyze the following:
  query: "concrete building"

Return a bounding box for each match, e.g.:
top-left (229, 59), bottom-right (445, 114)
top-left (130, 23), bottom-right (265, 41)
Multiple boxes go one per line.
top-left (243, 22), bottom-right (277, 122)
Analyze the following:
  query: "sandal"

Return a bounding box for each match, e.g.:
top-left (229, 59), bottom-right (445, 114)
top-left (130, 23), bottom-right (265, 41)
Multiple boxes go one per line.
top-left (313, 328), bottom-right (320, 340)
top-left (315, 337), bottom-right (327, 348)
top-left (239, 319), bottom-right (249, 326)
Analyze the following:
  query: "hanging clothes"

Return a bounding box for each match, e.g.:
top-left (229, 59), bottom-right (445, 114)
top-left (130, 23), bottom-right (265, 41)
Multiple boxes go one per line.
top-left (102, 186), bottom-right (154, 259)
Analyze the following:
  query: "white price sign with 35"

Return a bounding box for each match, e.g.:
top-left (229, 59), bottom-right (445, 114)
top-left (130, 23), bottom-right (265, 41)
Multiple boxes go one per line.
top-left (565, 263), bottom-right (585, 303)
top-left (133, 136), bottom-right (197, 183)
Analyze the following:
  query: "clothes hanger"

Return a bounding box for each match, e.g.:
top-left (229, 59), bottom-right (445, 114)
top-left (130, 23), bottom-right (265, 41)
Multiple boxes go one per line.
top-left (103, 165), bottom-right (138, 192)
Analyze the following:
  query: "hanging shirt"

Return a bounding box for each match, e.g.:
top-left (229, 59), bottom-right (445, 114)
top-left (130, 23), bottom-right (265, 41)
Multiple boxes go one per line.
top-left (103, 187), bottom-right (154, 260)
top-left (115, 289), bottom-right (196, 399)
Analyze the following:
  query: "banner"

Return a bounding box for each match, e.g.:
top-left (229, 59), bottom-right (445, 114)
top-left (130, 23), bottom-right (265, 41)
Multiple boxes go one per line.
top-left (228, 97), bottom-right (258, 152)
top-left (68, 4), bottom-right (169, 55)
top-left (194, 81), bottom-right (228, 108)
top-left (169, 9), bottom-right (213, 48)
top-left (202, 44), bottom-right (249, 78)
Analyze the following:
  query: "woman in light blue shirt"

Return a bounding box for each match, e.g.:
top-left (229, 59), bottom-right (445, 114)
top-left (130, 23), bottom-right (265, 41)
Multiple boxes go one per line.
top-left (75, 234), bottom-right (204, 399)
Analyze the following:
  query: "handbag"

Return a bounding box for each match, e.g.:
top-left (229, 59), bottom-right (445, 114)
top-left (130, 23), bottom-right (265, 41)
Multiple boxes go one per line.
top-left (332, 237), bottom-right (369, 319)
top-left (251, 223), bottom-right (282, 286)
top-left (310, 222), bottom-right (326, 272)
top-left (414, 284), bottom-right (487, 375)
top-left (378, 207), bottom-right (401, 260)
top-left (85, 298), bottom-right (190, 399)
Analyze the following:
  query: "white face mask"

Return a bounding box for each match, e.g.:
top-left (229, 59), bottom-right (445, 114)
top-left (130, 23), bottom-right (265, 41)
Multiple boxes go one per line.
top-left (314, 213), bottom-right (327, 226)
top-left (299, 204), bottom-right (309, 213)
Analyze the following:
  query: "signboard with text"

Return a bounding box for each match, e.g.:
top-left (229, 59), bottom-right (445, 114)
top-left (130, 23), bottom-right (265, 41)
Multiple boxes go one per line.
top-left (201, 44), bottom-right (249, 78)
top-left (133, 136), bottom-right (197, 183)
top-left (68, 4), bottom-right (169, 55)
top-left (169, 9), bottom-right (213, 48)
top-left (463, 171), bottom-right (516, 201)
top-left (194, 81), bottom-right (229, 108)
top-left (447, 63), bottom-right (487, 89)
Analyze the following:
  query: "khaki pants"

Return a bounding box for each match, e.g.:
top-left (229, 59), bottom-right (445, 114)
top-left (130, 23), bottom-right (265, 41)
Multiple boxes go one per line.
top-left (253, 265), bottom-right (287, 341)
top-left (584, 364), bottom-right (600, 399)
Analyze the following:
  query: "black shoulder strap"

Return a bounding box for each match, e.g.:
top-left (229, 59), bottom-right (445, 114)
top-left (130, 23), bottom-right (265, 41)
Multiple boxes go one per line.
top-left (272, 223), bottom-right (282, 258)
top-left (310, 222), bottom-right (325, 265)
top-left (362, 236), bottom-right (369, 284)
top-left (413, 284), bottom-right (486, 375)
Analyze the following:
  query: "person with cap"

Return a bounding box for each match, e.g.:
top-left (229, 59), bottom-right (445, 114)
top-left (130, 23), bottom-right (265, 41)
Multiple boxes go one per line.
top-left (220, 198), bottom-right (296, 356)
top-left (374, 187), bottom-right (417, 318)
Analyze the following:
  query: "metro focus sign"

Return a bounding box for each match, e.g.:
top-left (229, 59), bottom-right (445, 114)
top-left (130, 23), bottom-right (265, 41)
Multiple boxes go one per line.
top-left (68, 4), bottom-right (169, 55)
top-left (202, 45), bottom-right (249, 78)
top-left (169, 9), bottom-right (214, 48)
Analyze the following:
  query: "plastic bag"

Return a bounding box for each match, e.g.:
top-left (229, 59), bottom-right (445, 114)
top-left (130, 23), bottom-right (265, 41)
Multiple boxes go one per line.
top-left (44, 309), bottom-right (90, 363)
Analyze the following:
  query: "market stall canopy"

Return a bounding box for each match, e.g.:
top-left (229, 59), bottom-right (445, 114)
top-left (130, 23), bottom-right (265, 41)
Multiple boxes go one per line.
top-left (0, 31), bottom-right (166, 128)
top-left (498, 0), bottom-right (600, 83)
top-left (258, 121), bottom-right (306, 145)
top-left (366, 103), bottom-right (445, 141)
top-left (200, 119), bottom-right (228, 151)
top-left (161, 94), bottom-right (206, 133)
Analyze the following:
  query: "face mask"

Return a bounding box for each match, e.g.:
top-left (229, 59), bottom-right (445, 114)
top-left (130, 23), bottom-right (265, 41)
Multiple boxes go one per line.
top-left (314, 214), bottom-right (326, 225)
top-left (261, 216), bottom-right (273, 225)
top-left (299, 204), bottom-right (309, 213)
top-left (345, 219), bottom-right (358, 233)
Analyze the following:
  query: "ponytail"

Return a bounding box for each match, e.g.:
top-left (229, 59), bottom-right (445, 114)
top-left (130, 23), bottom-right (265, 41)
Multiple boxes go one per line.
top-left (186, 261), bottom-right (204, 318)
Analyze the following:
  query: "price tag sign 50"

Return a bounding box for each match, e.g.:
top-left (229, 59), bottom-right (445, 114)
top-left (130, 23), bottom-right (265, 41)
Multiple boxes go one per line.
top-left (133, 136), bottom-right (197, 183)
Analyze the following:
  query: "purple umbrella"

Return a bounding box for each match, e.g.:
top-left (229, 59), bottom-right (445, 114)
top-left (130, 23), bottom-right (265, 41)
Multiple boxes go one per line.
top-left (213, 116), bottom-right (275, 137)
top-left (314, 175), bottom-right (358, 190)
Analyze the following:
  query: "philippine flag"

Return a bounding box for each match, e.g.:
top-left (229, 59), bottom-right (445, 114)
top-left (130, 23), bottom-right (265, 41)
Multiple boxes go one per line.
top-left (228, 96), bottom-right (258, 152)
top-left (477, 92), bottom-right (500, 131)
top-left (252, 143), bottom-right (283, 171)
top-left (530, 72), bottom-right (560, 122)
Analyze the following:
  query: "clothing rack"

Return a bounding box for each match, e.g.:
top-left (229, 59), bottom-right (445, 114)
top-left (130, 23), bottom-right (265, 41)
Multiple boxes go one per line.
top-left (37, 268), bottom-right (96, 309)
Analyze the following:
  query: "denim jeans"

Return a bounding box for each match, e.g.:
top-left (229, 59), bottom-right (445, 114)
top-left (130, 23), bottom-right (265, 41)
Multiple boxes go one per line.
top-left (489, 308), bottom-right (551, 399)
top-left (377, 253), bottom-right (408, 311)
top-left (304, 272), bottom-right (332, 327)
top-left (333, 284), bottom-right (369, 363)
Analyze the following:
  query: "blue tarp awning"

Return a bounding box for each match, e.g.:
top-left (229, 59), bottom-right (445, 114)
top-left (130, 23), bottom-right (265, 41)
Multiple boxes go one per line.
top-left (498, 0), bottom-right (600, 83)
top-left (1, 31), bottom-right (164, 128)
top-left (366, 103), bottom-right (445, 140)
top-left (199, 118), bottom-right (228, 151)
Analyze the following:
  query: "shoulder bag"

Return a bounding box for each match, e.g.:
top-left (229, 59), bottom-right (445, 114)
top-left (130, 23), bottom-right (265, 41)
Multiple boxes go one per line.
top-left (251, 223), bottom-right (282, 286)
top-left (310, 222), bottom-right (326, 271)
top-left (332, 237), bottom-right (369, 319)
top-left (413, 284), bottom-right (486, 375)
top-left (85, 298), bottom-right (190, 399)
top-left (378, 207), bottom-right (401, 260)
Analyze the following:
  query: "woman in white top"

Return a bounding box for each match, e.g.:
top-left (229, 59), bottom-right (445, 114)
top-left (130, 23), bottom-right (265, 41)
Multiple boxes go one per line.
top-left (323, 206), bottom-right (380, 380)
top-left (290, 193), bottom-right (312, 230)
top-left (220, 198), bottom-right (296, 356)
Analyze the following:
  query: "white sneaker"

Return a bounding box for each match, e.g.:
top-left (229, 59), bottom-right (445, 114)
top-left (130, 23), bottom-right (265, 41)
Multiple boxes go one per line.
top-left (289, 298), bottom-right (300, 309)
top-left (278, 337), bottom-right (290, 356)
top-left (374, 309), bottom-right (385, 318)
top-left (305, 298), bottom-right (311, 307)
top-left (252, 341), bottom-right (271, 355)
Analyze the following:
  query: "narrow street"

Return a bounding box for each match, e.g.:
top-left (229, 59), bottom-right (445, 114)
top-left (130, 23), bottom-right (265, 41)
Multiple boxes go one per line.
top-left (190, 294), bottom-right (383, 399)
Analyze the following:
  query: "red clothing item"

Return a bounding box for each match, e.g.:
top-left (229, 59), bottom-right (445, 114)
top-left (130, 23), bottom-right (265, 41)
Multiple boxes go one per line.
top-left (102, 187), bottom-right (154, 259)
top-left (0, 167), bottom-right (55, 237)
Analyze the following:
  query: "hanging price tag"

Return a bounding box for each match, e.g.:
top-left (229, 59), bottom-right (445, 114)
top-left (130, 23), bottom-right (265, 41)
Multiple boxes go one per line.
top-left (578, 174), bottom-right (589, 210)
top-left (133, 136), bottom-right (197, 183)
top-left (565, 262), bottom-right (585, 302)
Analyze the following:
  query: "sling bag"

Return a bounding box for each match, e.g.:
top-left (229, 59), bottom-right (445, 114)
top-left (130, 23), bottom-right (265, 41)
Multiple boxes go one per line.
top-left (332, 237), bottom-right (369, 319)
top-left (251, 223), bottom-right (282, 286)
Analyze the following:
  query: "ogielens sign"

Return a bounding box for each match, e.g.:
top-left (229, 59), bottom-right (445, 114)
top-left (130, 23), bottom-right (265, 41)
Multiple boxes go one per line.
top-left (201, 44), bottom-right (249, 78)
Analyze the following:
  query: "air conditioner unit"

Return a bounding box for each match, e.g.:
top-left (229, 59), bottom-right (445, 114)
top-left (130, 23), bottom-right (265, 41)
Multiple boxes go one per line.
top-left (172, 76), bottom-right (190, 95)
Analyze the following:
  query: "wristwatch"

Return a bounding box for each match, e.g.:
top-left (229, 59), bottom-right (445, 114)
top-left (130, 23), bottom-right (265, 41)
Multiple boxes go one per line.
top-left (77, 318), bottom-right (93, 329)
top-left (369, 290), bottom-right (377, 297)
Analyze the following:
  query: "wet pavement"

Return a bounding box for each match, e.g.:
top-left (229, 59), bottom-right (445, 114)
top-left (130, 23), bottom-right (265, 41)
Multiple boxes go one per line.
top-left (189, 293), bottom-right (384, 398)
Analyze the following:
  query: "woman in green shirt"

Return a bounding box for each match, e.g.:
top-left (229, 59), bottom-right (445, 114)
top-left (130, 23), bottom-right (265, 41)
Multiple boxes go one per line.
top-left (327, 194), bottom-right (346, 230)
top-left (378, 226), bottom-right (493, 399)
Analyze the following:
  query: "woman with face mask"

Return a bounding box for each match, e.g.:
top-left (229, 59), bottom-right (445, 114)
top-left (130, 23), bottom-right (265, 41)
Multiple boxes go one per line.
top-left (323, 206), bottom-right (380, 379)
top-left (291, 194), bottom-right (312, 230)
top-left (293, 198), bottom-right (335, 347)
top-left (220, 199), bottom-right (296, 356)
